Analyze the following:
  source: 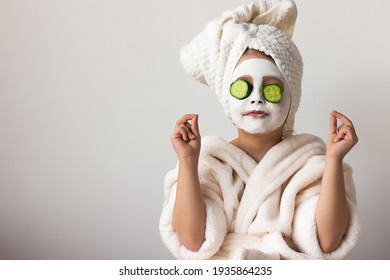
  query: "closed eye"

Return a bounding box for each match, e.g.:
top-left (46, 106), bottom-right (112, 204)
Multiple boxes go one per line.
top-left (263, 76), bottom-right (284, 91)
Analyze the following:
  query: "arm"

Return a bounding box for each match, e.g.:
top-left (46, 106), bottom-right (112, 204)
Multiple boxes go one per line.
top-left (171, 114), bottom-right (206, 251)
top-left (316, 110), bottom-right (358, 253)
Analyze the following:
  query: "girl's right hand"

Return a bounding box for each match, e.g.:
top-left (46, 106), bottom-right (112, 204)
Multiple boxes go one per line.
top-left (171, 114), bottom-right (201, 161)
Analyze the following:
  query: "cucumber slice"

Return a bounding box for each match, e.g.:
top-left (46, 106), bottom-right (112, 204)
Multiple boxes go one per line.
top-left (230, 80), bottom-right (252, 100)
top-left (262, 84), bottom-right (282, 103)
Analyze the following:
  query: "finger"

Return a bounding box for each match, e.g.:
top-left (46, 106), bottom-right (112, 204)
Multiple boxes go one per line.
top-left (336, 123), bottom-right (346, 133)
top-left (172, 124), bottom-right (192, 141)
top-left (180, 123), bottom-right (195, 139)
top-left (334, 125), bottom-right (351, 142)
top-left (191, 114), bottom-right (200, 137)
top-left (176, 114), bottom-right (196, 128)
top-left (334, 131), bottom-right (347, 142)
top-left (171, 128), bottom-right (186, 141)
top-left (179, 126), bottom-right (190, 142)
top-left (331, 110), bottom-right (353, 127)
top-left (181, 121), bottom-right (196, 138)
top-left (329, 111), bottom-right (337, 135)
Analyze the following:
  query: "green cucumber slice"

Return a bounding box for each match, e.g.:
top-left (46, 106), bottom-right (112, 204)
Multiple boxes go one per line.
top-left (262, 84), bottom-right (282, 103)
top-left (230, 80), bottom-right (252, 100)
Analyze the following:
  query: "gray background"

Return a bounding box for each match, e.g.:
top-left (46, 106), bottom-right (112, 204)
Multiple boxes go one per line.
top-left (0, 0), bottom-right (389, 259)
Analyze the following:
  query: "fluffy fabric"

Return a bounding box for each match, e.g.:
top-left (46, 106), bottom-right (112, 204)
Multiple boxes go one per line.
top-left (159, 134), bottom-right (360, 259)
top-left (180, 0), bottom-right (303, 137)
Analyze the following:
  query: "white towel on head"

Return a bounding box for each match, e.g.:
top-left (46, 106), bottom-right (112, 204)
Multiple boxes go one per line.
top-left (180, 0), bottom-right (303, 137)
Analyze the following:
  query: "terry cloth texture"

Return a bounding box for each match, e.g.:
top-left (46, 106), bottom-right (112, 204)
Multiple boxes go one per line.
top-left (160, 134), bottom-right (360, 259)
top-left (180, 0), bottom-right (303, 137)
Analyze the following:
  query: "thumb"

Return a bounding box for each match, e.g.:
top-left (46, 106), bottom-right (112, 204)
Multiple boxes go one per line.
top-left (329, 111), bottom-right (337, 136)
top-left (191, 114), bottom-right (200, 137)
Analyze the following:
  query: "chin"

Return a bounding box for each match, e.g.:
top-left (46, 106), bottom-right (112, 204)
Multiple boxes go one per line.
top-left (239, 122), bottom-right (285, 135)
top-left (241, 126), bottom-right (272, 135)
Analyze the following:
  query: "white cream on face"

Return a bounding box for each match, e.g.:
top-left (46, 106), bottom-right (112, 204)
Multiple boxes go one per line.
top-left (228, 58), bottom-right (291, 134)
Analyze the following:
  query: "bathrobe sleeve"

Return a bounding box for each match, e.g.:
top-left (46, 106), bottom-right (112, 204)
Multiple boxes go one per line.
top-left (291, 161), bottom-right (360, 259)
top-left (159, 163), bottom-right (228, 260)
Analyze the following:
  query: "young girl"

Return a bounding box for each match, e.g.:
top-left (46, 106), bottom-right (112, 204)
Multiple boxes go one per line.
top-left (160, 0), bottom-right (359, 260)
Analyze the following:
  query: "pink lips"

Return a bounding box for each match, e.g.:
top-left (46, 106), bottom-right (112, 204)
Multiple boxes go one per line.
top-left (243, 110), bottom-right (270, 118)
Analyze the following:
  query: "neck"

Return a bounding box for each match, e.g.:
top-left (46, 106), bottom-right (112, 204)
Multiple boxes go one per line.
top-left (230, 127), bottom-right (284, 163)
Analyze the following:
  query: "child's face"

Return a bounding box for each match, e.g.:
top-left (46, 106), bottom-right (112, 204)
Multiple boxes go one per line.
top-left (228, 58), bottom-right (291, 135)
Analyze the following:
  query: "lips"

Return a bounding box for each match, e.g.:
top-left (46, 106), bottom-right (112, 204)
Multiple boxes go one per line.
top-left (243, 110), bottom-right (270, 118)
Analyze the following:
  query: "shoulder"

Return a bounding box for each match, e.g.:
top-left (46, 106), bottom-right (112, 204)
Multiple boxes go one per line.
top-left (285, 133), bottom-right (326, 150)
top-left (200, 135), bottom-right (230, 154)
top-left (199, 135), bottom-right (244, 163)
top-left (287, 133), bottom-right (325, 145)
top-left (200, 135), bottom-right (247, 159)
top-left (273, 133), bottom-right (327, 159)
top-left (201, 135), bottom-right (227, 146)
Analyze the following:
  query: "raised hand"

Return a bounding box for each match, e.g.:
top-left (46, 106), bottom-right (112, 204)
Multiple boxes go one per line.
top-left (171, 114), bottom-right (201, 161)
top-left (326, 110), bottom-right (358, 161)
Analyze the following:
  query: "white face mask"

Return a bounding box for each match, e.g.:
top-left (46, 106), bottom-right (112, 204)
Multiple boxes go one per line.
top-left (228, 58), bottom-right (291, 134)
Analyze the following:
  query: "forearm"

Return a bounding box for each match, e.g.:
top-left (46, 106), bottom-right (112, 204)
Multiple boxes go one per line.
top-left (173, 157), bottom-right (206, 251)
top-left (316, 157), bottom-right (349, 253)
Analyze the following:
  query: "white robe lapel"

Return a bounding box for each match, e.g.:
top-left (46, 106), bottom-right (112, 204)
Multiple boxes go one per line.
top-left (234, 134), bottom-right (326, 233)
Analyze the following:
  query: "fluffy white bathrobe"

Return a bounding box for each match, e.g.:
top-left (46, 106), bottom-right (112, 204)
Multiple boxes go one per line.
top-left (159, 134), bottom-right (360, 259)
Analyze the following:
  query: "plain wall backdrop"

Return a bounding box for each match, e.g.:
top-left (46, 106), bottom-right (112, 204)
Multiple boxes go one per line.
top-left (1, 0), bottom-right (389, 259)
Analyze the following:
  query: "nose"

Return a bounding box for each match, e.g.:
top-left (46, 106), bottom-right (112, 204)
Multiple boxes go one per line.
top-left (250, 99), bottom-right (264, 104)
top-left (250, 90), bottom-right (265, 104)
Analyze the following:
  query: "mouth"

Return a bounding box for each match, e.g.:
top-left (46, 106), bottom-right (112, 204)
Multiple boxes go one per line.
top-left (243, 110), bottom-right (270, 118)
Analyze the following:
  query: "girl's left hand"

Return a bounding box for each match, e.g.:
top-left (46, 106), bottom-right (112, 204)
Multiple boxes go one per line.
top-left (326, 110), bottom-right (358, 161)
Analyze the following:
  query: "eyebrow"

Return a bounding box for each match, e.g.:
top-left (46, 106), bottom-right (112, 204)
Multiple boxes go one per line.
top-left (263, 76), bottom-right (284, 87)
top-left (236, 75), bottom-right (284, 88)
